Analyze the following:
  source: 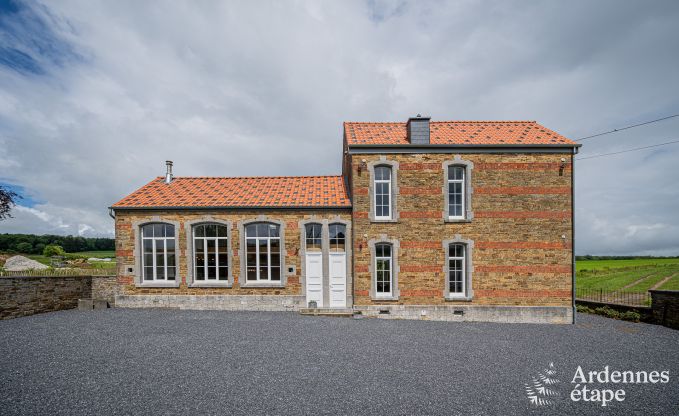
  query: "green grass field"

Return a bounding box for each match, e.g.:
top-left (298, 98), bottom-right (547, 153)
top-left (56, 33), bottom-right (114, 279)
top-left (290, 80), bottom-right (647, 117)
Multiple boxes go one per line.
top-left (577, 258), bottom-right (679, 292)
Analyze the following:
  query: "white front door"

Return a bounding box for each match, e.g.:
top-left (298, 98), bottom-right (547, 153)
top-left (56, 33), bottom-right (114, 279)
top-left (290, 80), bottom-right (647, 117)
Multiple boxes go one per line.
top-left (305, 252), bottom-right (323, 307)
top-left (329, 252), bottom-right (347, 308)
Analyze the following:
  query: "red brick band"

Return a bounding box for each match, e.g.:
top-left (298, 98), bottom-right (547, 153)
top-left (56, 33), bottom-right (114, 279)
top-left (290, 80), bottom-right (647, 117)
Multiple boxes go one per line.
top-left (355, 290), bottom-right (369, 296)
top-left (400, 163), bottom-right (440, 170)
top-left (475, 162), bottom-right (572, 171)
top-left (400, 290), bottom-right (441, 297)
top-left (476, 241), bottom-right (571, 249)
top-left (475, 186), bottom-right (570, 195)
top-left (476, 265), bottom-right (571, 273)
top-left (475, 211), bottom-right (571, 219)
top-left (400, 265), bottom-right (441, 272)
top-left (355, 265), bottom-right (369, 273)
top-left (475, 289), bottom-right (571, 298)
top-left (353, 188), bottom-right (369, 195)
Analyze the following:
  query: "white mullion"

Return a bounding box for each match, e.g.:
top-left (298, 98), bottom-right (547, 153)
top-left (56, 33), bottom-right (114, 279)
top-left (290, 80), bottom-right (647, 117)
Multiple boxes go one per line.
top-left (203, 238), bottom-right (208, 279)
top-left (152, 238), bottom-right (157, 281)
top-left (214, 238), bottom-right (219, 280)
top-left (267, 238), bottom-right (272, 281)
top-left (163, 238), bottom-right (168, 281)
top-left (255, 238), bottom-right (260, 281)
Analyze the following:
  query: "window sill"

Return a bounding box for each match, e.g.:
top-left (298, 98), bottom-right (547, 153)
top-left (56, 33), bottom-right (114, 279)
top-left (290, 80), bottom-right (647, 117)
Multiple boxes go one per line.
top-left (136, 280), bottom-right (181, 288)
top-left (240, 281), bottom-right (285, 288)
top-left (444, 218), bottom-right (472, 224)
top-left (445, 296), bottom-right (473, 302)
top-left (189, 281), bottom-right (233, 288)
top-left (371, 295), bottom-right (399, 301)
top-left (370, 219), bottom-right (398, 224)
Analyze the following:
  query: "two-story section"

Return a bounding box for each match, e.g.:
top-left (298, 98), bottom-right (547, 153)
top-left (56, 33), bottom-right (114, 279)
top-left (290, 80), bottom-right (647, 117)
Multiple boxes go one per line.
top-left (343, 117), bottom-right (580, 323)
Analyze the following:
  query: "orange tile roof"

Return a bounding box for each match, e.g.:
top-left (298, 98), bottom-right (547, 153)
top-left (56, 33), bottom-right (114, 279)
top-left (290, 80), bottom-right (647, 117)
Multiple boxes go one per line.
top-left (344, 120), bottom-right (577, 146)
top-left (111, 176), bottom-right (351, 209)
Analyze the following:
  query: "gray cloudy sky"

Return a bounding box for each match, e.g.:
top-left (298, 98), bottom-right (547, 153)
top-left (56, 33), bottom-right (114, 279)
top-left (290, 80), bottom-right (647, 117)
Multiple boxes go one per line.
top-left (1, 0), bottom-right (678, 255)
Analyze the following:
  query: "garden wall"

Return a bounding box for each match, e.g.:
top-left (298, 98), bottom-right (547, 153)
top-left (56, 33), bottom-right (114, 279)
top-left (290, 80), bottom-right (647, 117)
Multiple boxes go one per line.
top-left (0, 275), bottom-right (118, 320)
top-left (649, 290), bottom-right (679, 330)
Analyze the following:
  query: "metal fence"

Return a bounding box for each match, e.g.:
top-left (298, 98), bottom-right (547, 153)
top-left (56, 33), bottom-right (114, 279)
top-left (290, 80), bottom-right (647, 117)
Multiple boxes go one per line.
top-left (576, 288), bottom-right (651, 307)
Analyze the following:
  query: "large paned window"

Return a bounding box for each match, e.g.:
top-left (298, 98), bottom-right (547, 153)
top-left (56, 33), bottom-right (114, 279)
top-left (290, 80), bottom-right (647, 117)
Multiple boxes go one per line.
top-left (141, 223), bottom-right (176, 281)
top-left (245, 223), bottom-right (281, 282)
top-left (329, 224), bottom-right (346, 252)
top-left (447, 166), bottom-right (465, 219)
top-left (374, 166), bottom-right (392, 220)
top-left (193, 224), bottom-right (229, 281)
top-left (375, 243), bottom-right (392, 296)
top-left (448, 244), bottom-right (466, 296)
top-left (305, 223), bottom-right (322, 252)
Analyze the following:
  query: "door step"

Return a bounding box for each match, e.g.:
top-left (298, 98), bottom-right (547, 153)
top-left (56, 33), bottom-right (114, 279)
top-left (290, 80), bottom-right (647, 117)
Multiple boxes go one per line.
top-left (299, 308), bottom-right (354, 317)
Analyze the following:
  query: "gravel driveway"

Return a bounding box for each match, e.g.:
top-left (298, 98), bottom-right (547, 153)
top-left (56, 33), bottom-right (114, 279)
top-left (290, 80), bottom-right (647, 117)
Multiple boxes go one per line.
top-left (0, 309), bottom-right (677, 415)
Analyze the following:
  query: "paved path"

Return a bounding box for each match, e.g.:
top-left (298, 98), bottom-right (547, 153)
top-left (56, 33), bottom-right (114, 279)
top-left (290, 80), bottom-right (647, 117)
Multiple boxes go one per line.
top-left (0, 309), bottom-right (677, 415)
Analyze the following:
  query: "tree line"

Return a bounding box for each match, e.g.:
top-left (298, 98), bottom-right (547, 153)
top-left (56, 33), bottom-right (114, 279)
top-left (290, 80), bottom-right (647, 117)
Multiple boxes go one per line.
top-left (0, 233), bottom-right (114, 254)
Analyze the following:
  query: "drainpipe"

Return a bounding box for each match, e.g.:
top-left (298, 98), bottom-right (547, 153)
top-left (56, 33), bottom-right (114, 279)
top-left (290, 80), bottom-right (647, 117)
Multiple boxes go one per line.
top-left (108, 207), bottom-right (115, 219)
top-left (571, 147), bottom-right (578, 324)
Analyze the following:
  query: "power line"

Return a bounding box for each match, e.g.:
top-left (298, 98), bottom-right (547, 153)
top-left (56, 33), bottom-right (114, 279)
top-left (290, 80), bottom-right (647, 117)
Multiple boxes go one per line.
top-left (575, 114), bottom-right (679, 142)
top-left (575, 139), bottom-right (679, 161)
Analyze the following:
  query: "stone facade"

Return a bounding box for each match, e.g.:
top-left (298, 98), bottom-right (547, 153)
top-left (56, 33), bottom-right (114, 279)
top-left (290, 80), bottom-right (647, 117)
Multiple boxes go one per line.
top-left (348, 153), bottom-right (573, 315)
top-left (114, 210), bottom-right (352, 309)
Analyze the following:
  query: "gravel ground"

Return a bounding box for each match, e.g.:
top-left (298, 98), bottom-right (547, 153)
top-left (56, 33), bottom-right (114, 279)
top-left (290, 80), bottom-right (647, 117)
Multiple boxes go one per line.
top-left (0, 309), bottom-right (677, 416)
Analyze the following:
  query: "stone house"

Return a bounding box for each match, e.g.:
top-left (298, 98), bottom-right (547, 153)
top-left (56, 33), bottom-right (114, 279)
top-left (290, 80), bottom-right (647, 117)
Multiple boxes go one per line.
top-left (111, 117), bottom-right (580, 323)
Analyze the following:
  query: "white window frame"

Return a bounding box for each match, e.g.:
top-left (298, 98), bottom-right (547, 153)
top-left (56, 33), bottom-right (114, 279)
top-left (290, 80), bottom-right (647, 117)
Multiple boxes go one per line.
top-left (141, 224), bottom-right (176, 282)
top-left (193, 224), bottom-right (229, 282)
top-left (447, 243), bottom-right (466, 298)
top-left (374, 166), bottom-right (392, 220)
top-left (447, 166), bottom-right (465, 220)
top-left (375, 243), bottom-right (393, 297)
top-left (245, 223), bottom-right (281, 282)
top-left (328, 223), bottom-right (346, 252)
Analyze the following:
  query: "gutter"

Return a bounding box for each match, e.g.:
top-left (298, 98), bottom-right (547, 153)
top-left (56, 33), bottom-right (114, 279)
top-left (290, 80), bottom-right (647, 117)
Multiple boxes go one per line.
top-left (347, 143), bottom-right (582, 154)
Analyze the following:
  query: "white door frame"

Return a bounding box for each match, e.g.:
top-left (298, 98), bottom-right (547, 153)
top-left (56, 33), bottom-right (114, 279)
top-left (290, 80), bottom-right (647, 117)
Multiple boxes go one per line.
top-left (305, 251), bottom-right (323, 307)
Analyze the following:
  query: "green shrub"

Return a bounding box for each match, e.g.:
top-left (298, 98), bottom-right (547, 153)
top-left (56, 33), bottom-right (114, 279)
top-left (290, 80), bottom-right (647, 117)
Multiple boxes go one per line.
top-left (621, 311), bottom-right (641, 322)
top-left (43, 244), bottom-right (66, 257)
top-left (578, 304), bottom-right (642, 323)
top-left (15, 242), bottom-right (33, 253)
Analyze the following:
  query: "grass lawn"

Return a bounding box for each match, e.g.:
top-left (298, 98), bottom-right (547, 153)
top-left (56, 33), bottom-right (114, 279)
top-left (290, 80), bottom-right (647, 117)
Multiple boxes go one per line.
top-left (577, 258), bottom-right (679, 292)
top-left (69, 250), bottom-right (115, 258)
top-left (658, 274), bottom-right (679, 290)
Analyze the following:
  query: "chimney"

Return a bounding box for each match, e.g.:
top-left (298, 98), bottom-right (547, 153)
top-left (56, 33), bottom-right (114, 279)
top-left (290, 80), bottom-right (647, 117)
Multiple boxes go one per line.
top-left (407, 114), bottom-right (431, 144)
top-left (165, 160), bottom-right (173, 184)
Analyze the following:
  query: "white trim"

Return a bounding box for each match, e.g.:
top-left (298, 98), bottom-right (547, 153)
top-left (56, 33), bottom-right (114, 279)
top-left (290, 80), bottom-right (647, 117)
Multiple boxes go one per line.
top-left (192, 224), bottom-right (230, 284)
top-left (447, 244), bottom-right (466, 298)
top-left (374, 166), bottom-right (392, 220)
top-left (140, 223), bottom-right (176, 282)
top-left (374, 243), bottom-right (393, 297)
top-left (447, 166), bottom-right (465, 220)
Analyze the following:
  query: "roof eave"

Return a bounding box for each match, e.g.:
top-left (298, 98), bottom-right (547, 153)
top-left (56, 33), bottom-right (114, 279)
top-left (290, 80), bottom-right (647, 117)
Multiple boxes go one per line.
top-left (109, 205), bottom-right (353, 211)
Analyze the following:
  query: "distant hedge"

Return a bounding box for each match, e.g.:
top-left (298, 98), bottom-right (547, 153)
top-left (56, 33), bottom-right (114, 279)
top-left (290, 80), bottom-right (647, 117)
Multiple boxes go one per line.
top-left (0, 233), bottom-right (114, 254)
top-left (576, 255), bottom-right (679, 261)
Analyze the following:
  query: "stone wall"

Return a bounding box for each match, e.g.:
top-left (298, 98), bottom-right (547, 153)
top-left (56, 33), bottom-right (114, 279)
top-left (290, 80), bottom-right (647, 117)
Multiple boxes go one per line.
top-left (114, 210), bottom-right (352, 300)
top-left (649, 290), bottom-right (679, 330)
top-left (0, 275), bottom-right (119, 320)
top-left (349, 152), bottom-right (574, 308)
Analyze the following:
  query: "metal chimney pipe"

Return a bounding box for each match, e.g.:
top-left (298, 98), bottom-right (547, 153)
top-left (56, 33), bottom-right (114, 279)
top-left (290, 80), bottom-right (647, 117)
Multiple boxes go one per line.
top-left (165, 160), bottom-right (173, 184)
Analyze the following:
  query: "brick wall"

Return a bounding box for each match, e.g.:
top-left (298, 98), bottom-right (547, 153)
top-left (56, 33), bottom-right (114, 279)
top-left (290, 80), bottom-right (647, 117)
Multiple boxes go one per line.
top-left (115, 210), bottom-right (351, 296)
top-left (349, 152), bottom-right (573, 307)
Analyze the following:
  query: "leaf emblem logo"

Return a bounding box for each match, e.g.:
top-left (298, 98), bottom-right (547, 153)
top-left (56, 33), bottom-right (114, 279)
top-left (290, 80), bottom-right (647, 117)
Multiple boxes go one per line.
top-left (525, 362), bottom-right (561, 406)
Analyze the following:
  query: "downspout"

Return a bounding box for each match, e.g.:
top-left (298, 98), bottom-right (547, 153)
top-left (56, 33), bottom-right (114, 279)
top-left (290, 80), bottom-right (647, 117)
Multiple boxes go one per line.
top-left (108, 207), bottom-right (115, 219)
top-left (571, 147), bottom-right (578, 324)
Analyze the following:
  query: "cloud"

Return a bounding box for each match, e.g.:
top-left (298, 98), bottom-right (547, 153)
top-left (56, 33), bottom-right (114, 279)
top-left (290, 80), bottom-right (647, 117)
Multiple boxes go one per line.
top-left (0, 0), bottom-right (678, 255)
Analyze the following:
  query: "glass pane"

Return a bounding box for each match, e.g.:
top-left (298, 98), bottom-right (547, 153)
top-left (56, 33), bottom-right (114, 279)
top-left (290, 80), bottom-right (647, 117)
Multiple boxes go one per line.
top-left (268, 224), bottom-right (279, 238)
top-left (194, 225), bottom-right (205, 237)
top-left (448, 166), bottom-right (464, 181)
top-left (218, 267), bottom-right (229, 281)
top-left (167, 266), bottom-right (176, 280)
top-left (270, 253), bottom-right (280, 268)
top-left (207, 263), bottom-right (216, 279)
top-left (218, 240), bottom-right (228, 267)
top-left (153, 224), bottom-right (164, 238)
top-left (205, 224), bottom-right (217, 237)
top-left (216, 225), bottom-right (228, 237)
top-left (166, 240), bottom-right (175, 280)
top-left (246, 224), bottom-right (257, 237)
top-left (142, 224), bottom-right (154, 238)
top-left (375, 166), bottom-right (391, 180)
top-left (270, 267), bottom-right (280, 281)
top-left (164, 224), bottom-right (174, 238)
top-left (196, 266), bottom-right (205, 280)
top-left (156, 265), bottom-right (165, 280)
top-left (206, 239), bottom-right (216, 279)
top-left (246, 239), bottom-right (256, 280)
top-left (256, 223), bottom-right (269, 237)
top-left (143, 266), bottom-right (153, 280)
